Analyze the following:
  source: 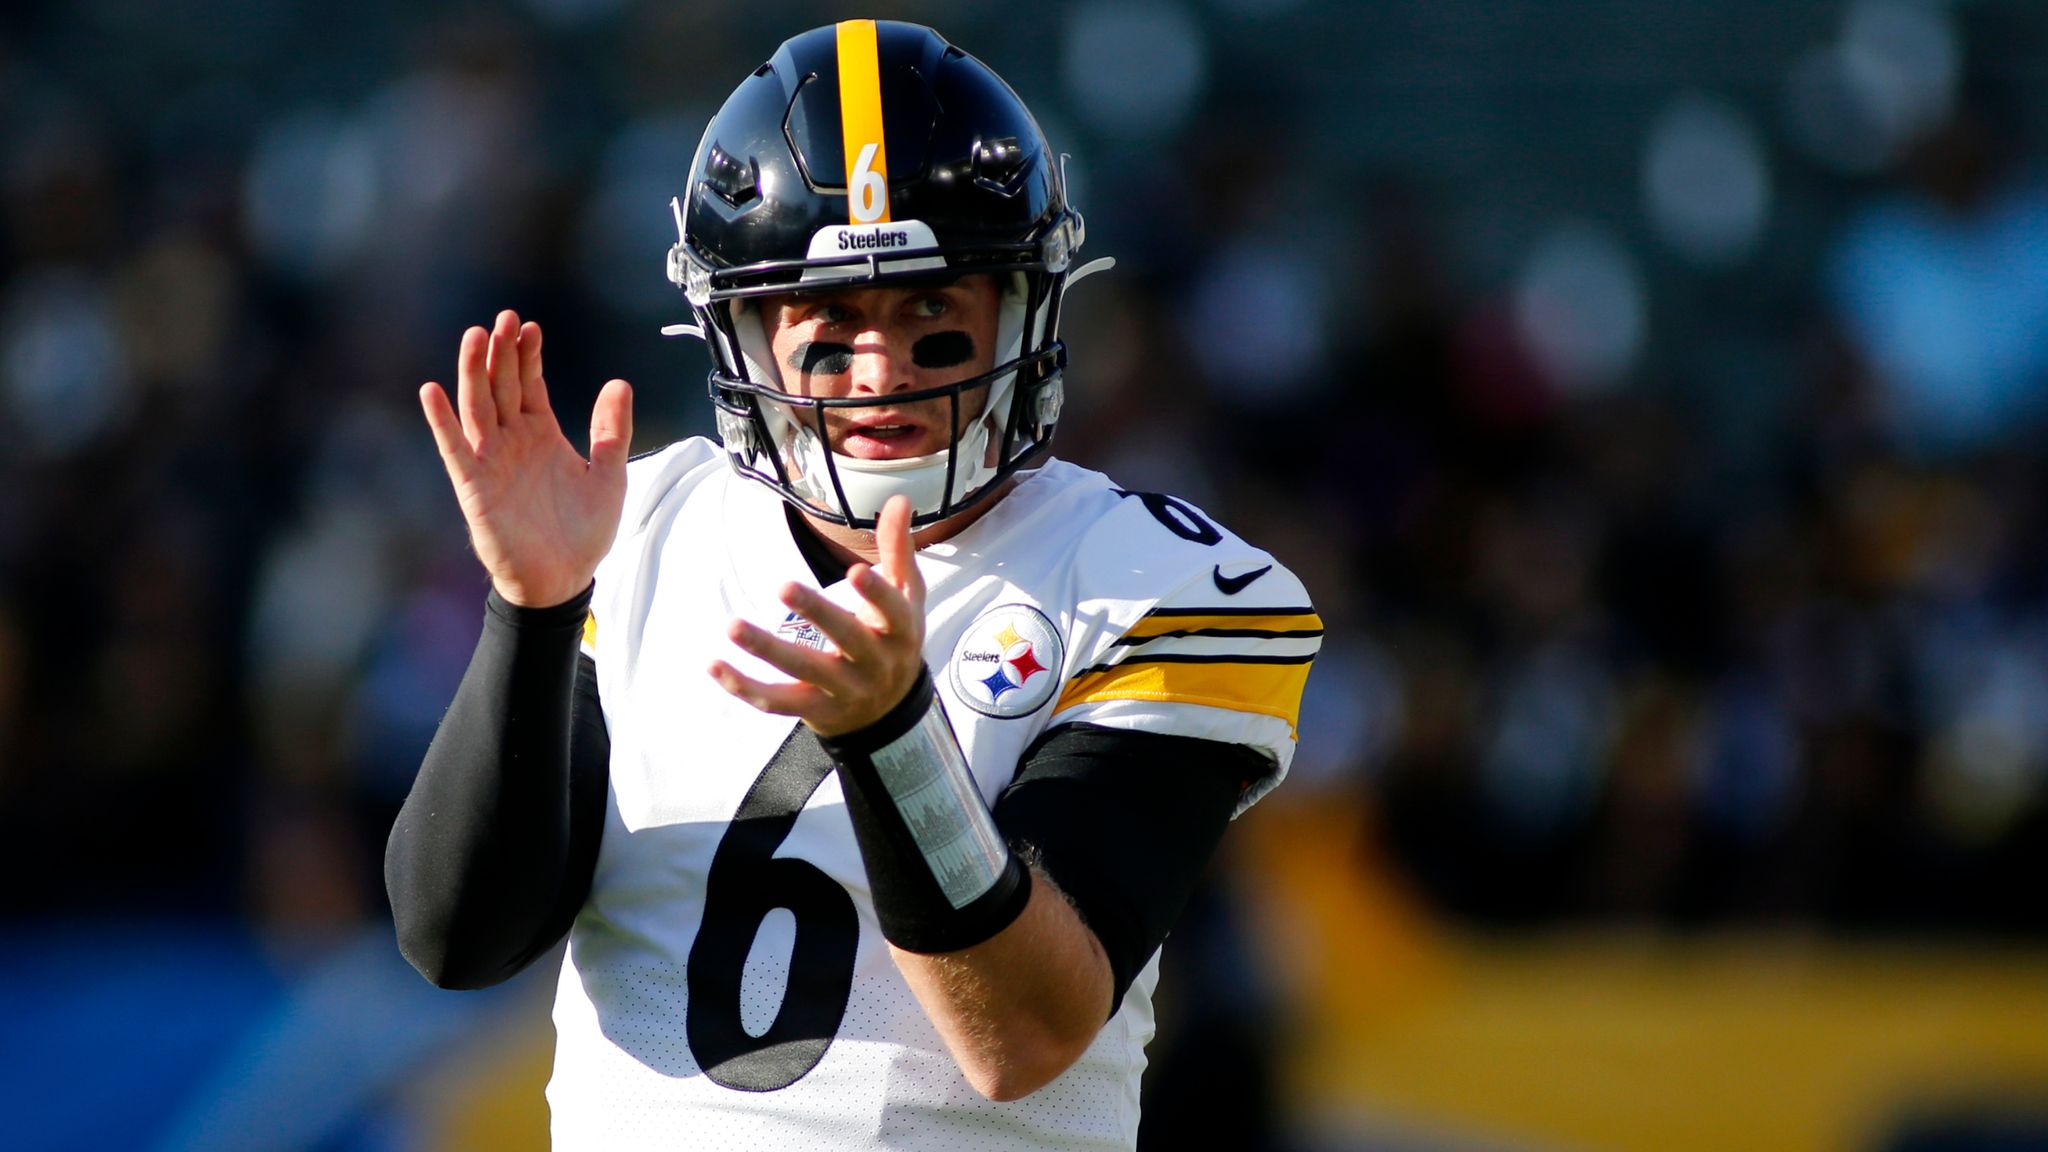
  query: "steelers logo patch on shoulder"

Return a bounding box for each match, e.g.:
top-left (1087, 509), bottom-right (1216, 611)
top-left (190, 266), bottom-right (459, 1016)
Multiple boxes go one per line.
top-left (949, 603), bottom-right (1064, 719)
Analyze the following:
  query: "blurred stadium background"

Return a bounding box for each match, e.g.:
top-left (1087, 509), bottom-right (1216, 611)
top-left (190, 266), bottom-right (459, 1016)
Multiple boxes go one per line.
top-left (4, 0), bottom-right (2048, 1148)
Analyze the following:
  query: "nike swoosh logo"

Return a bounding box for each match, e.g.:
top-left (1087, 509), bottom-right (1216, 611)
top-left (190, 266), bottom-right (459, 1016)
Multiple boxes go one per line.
top-left (1212, 564), bottom-right (1273, 596)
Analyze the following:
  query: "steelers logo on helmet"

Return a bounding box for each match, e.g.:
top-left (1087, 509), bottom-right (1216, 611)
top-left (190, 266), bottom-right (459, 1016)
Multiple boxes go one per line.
top-left (949, 604), bottom-right (1063, 718)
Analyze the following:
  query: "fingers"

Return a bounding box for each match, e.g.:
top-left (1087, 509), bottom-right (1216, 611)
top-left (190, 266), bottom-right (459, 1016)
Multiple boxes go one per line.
top-left (717, 576), bottom-right (922, 732)
top-left (875, 494), bottom-right (925, 603)
top-left (455, 312), bottom-right (553, 445)
top-left (517, 320), bottom-right (545, 413)
top-left (843, 563), bottom-right (917, 640)
top-left (487, 310), bottom-right (524, 424)
top-left (455, 325), bottom-right (494, 443)
top-left (778, 582), bottom-right (876, 662)
top-left (419, 381), bottom-right (476, 478)
top-left (708, 659), bottom-right (820, 718)
top-left (727, 617), bottom-right (846, 687)
top-left (589, 379), bottom-right (634, 474)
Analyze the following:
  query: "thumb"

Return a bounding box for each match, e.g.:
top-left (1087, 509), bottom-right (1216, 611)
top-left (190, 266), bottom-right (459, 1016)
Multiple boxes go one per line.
top-left (589, 379), bottom-right (634, 475)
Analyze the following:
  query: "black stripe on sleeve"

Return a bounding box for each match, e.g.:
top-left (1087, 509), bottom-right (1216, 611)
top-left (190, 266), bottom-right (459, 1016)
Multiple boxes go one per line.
top-left (1136, 605), bottom-right (1317, 619)
top-left (1112, 626), bottom-right (1326, 644)
top-left (1077, 650), bottom-right (1320, 675)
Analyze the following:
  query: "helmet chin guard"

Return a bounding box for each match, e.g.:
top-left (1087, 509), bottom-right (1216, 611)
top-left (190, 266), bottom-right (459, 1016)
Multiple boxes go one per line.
top-left (669, 19), bottom-right (1104, 529)
top-left (706, 335), bottom-right (1066, 529)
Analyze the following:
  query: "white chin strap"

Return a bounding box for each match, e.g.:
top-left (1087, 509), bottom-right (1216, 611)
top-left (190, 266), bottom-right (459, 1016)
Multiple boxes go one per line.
top-left (735, 275), bottom-right (1032, 522)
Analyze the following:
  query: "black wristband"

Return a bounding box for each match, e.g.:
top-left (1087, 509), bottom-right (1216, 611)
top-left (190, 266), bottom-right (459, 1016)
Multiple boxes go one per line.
top-left (819, 667), bottom-right (1031, 953)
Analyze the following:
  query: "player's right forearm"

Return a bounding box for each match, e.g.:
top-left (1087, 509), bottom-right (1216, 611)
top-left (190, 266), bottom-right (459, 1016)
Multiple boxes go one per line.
top-left (384, 584), bottom-right (608, 989)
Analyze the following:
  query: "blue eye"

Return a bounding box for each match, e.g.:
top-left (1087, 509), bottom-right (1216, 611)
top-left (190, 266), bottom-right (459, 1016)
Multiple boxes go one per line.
top-left (912, 296), bottom-right (948, 318)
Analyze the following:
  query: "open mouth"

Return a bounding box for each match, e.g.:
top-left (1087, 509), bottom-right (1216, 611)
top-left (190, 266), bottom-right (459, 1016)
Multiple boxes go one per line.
top-left (837, 418), bottom-right (936, 460)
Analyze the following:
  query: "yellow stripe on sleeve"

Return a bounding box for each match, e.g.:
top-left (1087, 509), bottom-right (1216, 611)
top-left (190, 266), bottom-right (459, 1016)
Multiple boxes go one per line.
top-left (834, 19), bottom-right (890, 223)
top-left (1120, 609), bottom-right (1323, 642)
top-left (1054, 657), bottom-right (1315, 736)
top-left (581, 612), bottom-right (597, 651)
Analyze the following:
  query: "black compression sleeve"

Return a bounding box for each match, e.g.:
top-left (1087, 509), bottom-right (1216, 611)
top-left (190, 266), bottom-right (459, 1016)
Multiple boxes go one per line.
top-left (992, 723), bottom-right (1265, 1017)
top-left (384, 586), bottom-right (611, 990)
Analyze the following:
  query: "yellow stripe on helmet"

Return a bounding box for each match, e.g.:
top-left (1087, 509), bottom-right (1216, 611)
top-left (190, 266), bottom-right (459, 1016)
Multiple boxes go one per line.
top-left (834, 19), bottom-right (891, 224)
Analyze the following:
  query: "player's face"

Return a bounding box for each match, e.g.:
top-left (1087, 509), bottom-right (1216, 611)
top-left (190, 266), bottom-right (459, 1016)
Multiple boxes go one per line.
top-left (761, 275), bottom-right (1002, 462)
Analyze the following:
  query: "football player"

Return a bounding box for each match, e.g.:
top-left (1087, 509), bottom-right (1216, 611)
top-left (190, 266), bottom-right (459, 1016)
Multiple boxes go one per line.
top-left (386, 19), bottom-right (1320, 1150)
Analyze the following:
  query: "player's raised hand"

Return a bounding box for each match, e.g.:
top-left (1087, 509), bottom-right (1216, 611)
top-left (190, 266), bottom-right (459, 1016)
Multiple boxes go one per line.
top-left (712, 495), bottom-right (928, 738)
top-left (419, 309), bottom-right (634, 608)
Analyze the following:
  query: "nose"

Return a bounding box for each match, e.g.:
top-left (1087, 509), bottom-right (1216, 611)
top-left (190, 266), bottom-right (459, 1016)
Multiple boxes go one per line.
top-left (848, 328), bottom-right (915, 396)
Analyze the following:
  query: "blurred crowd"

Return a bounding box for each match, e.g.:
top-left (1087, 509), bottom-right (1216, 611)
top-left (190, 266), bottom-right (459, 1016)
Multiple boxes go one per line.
top-left (3, 0), bottom-right (2046, 971)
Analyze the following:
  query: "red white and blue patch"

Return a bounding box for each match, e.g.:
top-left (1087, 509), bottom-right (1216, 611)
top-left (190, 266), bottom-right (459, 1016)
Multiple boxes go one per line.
top-left (775, 610), bottom-right (833, 652)
top-left (948, 603), bottom-right (1064, 718)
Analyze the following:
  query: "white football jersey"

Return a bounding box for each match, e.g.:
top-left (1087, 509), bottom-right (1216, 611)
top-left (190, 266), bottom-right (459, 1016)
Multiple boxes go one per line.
top-left (550, 438), bottom-right (1320, 1151)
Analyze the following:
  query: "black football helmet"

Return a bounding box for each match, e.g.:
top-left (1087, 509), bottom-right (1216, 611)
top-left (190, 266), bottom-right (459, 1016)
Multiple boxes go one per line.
top-left (668, 19), bottom-right (1108, 528)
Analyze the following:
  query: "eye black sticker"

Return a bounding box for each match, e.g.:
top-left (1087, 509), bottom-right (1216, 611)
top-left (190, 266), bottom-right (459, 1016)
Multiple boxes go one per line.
top-left (912, 331), bottom-right (975, 370)
top-left (788, 341), bottom-right (855, 376)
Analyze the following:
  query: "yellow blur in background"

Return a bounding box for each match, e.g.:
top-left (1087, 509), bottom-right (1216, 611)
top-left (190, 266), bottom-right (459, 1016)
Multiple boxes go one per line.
top-left (1245, 793), bottom-right (2048, 1152)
